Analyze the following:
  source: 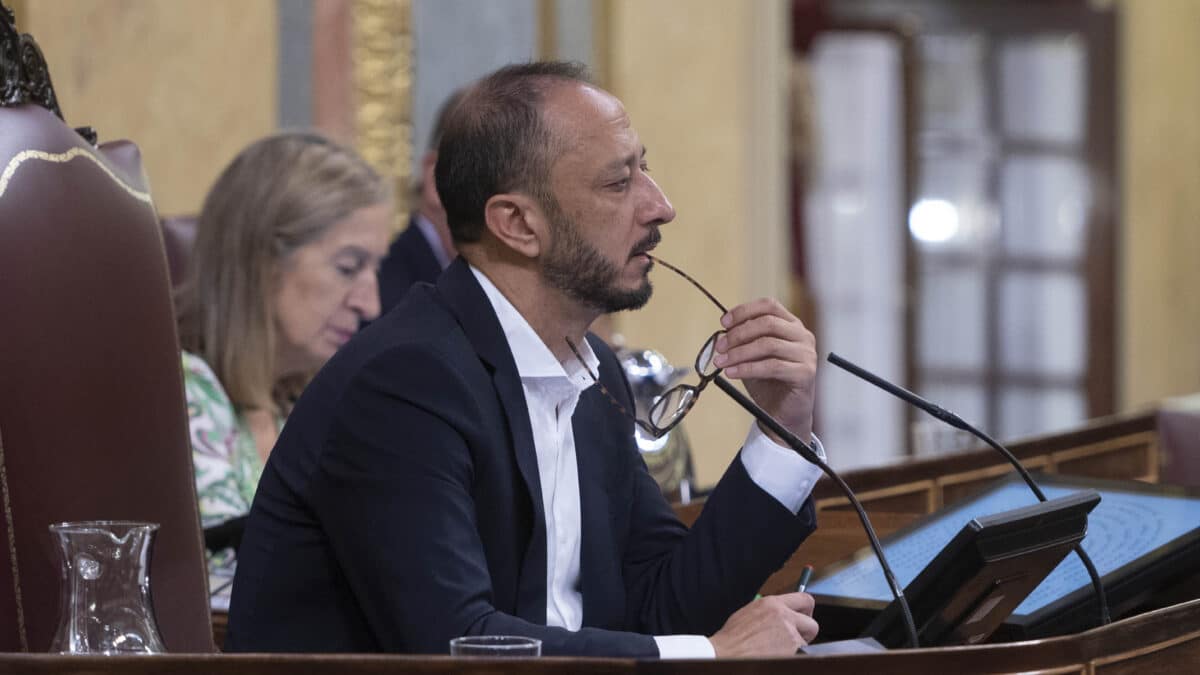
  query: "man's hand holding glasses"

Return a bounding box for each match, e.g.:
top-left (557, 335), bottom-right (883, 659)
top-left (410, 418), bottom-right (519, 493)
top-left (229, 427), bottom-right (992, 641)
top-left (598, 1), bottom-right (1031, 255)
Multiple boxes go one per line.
top-left (568, 254), bottom-right (817, 449)
top-left (711, 297), bottom-right (817, 446)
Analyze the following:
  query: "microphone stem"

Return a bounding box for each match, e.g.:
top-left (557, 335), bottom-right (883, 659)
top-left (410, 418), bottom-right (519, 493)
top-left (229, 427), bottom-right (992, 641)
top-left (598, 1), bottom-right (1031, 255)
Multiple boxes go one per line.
top-left (712, 376), bottom-right (921, 649)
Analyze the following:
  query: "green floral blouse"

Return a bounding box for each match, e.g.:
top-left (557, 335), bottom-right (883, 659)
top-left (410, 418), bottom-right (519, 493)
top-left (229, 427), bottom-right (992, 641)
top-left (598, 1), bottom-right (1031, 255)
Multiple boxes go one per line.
top-left (182, 351), bottom-right (271, 526)
top-left (182, 351), bottom-right (281, 606)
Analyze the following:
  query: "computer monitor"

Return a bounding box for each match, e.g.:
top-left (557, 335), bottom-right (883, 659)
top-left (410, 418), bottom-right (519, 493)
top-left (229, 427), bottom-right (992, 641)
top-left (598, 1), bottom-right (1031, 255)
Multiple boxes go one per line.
top-left (808, 475), bottom-right (1200, 645)
top-left (867, 490), bottom-right (1098, 647)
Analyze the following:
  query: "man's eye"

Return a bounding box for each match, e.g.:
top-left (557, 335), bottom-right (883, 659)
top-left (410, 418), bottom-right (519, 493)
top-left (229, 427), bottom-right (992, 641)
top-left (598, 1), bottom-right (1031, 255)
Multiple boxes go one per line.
top-left (610, 178), bottom-right (630, 190)
top-left (337, 262), bottom-right (363, 278)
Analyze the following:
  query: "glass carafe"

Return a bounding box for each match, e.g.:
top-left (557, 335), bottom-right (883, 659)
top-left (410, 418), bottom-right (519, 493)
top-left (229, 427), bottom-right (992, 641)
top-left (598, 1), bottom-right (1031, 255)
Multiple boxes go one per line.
top-left (49, 521), bottom-right (165, 654)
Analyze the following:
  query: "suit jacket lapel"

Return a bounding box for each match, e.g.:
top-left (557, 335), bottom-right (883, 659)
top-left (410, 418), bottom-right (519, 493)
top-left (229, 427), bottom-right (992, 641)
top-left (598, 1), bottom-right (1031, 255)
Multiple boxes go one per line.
top-left (435, 259), bottom-right (547, 622)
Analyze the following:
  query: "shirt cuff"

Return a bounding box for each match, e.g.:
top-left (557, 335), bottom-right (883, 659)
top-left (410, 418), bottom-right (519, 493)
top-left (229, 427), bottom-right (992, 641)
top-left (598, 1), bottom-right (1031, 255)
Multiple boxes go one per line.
top-left (654, 635), bottom-right (716, 659)
top-left (739, 424), bottom-right (826, 514)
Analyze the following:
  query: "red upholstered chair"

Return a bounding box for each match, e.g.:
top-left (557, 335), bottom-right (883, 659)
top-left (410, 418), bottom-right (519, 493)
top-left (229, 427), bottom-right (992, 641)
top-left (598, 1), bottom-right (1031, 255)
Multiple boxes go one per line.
top-left (160, 215), bottom-right (197, 289)
top-left (0, 6), bottom-right (213, 652)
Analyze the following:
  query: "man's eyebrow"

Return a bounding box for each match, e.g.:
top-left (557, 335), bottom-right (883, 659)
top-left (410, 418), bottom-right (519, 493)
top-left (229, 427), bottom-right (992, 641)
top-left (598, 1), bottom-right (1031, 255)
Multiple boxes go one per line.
top-left (602, 146), bottom-right (648, 173)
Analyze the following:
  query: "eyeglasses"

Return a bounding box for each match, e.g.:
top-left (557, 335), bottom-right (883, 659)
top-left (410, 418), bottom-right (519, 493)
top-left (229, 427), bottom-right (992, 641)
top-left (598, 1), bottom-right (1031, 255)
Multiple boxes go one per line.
top-left (566, 254), bottom-right (728, 439)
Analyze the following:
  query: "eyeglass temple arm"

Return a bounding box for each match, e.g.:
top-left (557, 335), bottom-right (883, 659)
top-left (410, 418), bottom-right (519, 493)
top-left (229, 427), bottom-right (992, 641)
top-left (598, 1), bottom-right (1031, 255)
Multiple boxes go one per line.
top-left (709, 375), bottom-right (921, 649)
top-left (646, 254), bottom-right (728, 315)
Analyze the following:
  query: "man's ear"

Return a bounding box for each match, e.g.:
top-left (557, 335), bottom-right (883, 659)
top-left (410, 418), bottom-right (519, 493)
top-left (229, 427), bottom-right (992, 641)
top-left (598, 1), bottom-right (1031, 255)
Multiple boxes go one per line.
top-left (483, 192), bottom-right (545, 259)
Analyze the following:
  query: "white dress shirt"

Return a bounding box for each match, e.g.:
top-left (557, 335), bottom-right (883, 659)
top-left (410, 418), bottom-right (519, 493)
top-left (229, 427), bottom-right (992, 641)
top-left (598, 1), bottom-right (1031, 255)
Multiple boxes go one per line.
top-left (470, 266), bottom-right (826, 659)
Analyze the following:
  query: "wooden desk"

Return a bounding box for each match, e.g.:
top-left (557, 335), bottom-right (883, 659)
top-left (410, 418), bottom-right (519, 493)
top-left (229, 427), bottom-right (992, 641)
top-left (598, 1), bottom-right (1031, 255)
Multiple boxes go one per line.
top-left (8, 599), bottom-right (1200, 674)
top-left (37, 512), bottom-right (1200, 674)
top-left (646, 597), bottom-right (1200, 674)
top-left (0, 654), bottom-right (631, 674)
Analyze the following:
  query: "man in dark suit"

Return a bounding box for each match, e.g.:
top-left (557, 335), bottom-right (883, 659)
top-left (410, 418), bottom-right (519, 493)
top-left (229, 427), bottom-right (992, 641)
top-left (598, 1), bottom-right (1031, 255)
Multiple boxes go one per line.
top-left (377, 91), bottom-right (462, 312)
top-left (227, 61), bottom-right (826, 658)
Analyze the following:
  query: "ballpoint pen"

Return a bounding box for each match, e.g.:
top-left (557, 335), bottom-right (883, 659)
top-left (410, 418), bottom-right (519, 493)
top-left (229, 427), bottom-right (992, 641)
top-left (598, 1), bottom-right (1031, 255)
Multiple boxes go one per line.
top-left (797, 564), bottom-right (814, 593)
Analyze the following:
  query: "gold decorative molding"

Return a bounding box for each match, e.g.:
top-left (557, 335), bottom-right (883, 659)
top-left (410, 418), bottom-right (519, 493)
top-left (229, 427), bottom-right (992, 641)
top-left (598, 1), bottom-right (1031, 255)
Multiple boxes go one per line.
top-left (0, 147), bottom-right (152, 204)
top-left (351, 0), bottom-right (412, 231)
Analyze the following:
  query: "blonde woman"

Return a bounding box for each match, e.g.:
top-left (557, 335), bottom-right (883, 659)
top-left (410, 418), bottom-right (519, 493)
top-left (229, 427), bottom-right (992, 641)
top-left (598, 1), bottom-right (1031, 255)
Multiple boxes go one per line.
top-left (176, 132), bottom-right (392, 547)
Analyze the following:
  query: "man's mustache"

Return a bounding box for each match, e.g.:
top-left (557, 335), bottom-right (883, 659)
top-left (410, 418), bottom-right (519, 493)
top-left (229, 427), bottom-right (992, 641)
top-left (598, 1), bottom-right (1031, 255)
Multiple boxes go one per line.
top-left (630, 229), bottom-right (662, 258)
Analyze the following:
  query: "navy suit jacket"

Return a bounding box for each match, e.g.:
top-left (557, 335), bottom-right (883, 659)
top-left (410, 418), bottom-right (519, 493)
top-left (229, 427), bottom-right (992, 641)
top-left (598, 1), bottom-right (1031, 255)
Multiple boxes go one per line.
top-left (225, 259), bottom-right (817, 657)
top-left (377, 216), bottom-right (445, 314)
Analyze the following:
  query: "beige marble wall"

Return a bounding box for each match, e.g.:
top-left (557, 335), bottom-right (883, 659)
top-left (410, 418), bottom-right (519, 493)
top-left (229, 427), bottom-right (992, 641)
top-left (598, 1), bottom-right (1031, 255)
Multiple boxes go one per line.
top-left (18, 0), bottom-right (278, 216)
top-left (8, 1), bottom-right (24, 29)
top-left (605, 0), bottom-right (792, 486)
top-left (1120, 0), bottom-right (1200, 409)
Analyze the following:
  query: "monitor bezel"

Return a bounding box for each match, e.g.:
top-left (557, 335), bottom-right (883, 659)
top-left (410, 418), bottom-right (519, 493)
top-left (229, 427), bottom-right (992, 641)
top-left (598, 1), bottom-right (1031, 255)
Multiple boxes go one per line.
top-left (809, 474), bottom-right (1200, 642)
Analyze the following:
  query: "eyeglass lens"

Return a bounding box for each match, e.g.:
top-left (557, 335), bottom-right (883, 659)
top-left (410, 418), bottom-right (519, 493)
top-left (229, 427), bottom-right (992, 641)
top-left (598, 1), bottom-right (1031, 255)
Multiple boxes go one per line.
top-left (696, 332), bottom-right (721, 377)
top-left (649, 387), bottom-right (695, 428)
top-left (647, 331), bottom-right (725, 430)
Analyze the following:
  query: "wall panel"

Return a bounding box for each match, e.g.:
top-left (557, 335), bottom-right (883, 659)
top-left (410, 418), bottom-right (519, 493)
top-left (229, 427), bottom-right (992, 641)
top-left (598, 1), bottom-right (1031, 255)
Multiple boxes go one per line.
top-left (606, 0), bottom-right (792, 486)
top-left (21, 0), bottom-right (278, 216)
top-left (1120, 0), bottom-right (1200, 410)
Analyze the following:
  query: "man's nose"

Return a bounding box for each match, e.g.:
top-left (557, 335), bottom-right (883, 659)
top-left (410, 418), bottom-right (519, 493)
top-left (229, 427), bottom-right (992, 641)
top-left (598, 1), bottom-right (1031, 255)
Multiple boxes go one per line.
top-left (638, 173), bottom-right (676, 226)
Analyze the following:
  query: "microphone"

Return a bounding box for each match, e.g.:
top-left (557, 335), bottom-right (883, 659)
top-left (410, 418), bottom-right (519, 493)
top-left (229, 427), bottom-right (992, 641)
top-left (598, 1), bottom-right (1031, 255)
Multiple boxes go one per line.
top-left (711, 375), bottom-right (921, 649)
top-left (825, 352), bottom-right (1111, 627)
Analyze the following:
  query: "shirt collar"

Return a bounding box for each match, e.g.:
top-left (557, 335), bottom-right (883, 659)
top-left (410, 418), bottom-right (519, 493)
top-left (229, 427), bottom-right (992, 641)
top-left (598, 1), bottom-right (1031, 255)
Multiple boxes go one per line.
top-left (414, 212), bottom-right (452, 269)
top-left (469, 264), bottom-right (600, 388)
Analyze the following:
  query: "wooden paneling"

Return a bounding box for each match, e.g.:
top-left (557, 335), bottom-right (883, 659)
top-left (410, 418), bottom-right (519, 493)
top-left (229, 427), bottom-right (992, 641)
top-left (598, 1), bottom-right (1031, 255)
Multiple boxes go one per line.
top-left (816, 480), bottom-right (935, 514)
top-left (1052, 433), bottom-right (1158, 482)
top-left (809, 410), bottom-right (1162, 516)
top-left (937, 457), bottom-right (1050, 508)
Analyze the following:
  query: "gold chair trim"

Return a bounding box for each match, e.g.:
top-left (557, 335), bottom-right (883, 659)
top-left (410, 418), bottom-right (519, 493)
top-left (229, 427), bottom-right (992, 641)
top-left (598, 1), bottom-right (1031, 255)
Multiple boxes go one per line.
top-left (0, 147), bottom-right (152, 205)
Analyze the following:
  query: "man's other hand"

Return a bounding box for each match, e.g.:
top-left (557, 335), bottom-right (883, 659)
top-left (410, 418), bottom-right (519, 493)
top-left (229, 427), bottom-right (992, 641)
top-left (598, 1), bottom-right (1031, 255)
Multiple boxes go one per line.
top-left (709, 592), bottom-right (819, 657)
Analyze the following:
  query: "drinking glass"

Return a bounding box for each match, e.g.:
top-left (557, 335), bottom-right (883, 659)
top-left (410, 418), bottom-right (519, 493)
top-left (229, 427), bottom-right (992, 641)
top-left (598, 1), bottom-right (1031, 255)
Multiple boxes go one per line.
top-left (449, 635), bottom-right (542, 656)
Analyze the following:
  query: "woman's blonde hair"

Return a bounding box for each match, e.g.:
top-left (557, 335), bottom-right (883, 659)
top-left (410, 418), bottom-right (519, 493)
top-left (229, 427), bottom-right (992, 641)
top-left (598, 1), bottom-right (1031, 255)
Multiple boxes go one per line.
top-left (176, 131), bottom-right (390, 413)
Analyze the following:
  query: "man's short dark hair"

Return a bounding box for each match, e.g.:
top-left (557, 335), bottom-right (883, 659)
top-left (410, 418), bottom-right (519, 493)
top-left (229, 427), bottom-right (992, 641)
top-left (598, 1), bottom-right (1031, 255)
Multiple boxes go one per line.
top-left (435, 61), bottom-right (594, 244)
top-left (428, 89), bottom-right (464, 153)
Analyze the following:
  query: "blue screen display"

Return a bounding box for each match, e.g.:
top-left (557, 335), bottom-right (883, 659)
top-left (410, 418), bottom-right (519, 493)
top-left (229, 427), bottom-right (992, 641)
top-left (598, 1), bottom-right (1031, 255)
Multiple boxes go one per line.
top-left (806, 480), bottom-right (1200, 615)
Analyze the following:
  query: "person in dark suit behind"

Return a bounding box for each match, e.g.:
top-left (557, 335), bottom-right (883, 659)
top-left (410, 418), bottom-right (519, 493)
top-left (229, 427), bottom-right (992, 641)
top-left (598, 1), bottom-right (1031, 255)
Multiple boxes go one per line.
top-left (226, 61), bottom-right (828, 658)
top-left (376, 91), bottom-right (462, 312)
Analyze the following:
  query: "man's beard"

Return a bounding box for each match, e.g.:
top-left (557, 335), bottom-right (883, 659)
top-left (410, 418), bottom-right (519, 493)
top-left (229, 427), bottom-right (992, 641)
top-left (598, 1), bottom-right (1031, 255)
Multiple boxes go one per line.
top-left (540, 195), bottom-right (658, 313)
